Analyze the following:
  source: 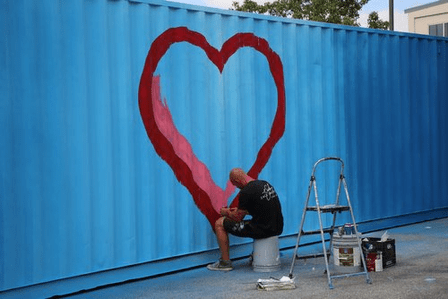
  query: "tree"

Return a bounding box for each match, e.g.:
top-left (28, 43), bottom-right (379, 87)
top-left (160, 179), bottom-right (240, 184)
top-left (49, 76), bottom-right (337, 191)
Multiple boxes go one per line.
top-left (367, 11), bottom-right (390, 30)
top-left (231, 0), bottom-right (369, 26)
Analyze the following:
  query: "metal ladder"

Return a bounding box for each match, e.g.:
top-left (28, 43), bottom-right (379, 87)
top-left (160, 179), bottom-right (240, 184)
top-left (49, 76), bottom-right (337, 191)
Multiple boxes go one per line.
top-left (288, 157), bottom-right (371, 289)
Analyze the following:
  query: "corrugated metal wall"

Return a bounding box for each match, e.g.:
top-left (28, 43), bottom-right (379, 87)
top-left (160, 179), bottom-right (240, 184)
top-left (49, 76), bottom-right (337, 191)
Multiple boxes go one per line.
top-left (1, 0), bottom-right (447, 292)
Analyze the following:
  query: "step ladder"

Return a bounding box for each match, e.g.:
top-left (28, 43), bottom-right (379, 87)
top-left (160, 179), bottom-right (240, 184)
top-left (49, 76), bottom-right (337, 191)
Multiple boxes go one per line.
top-left (288, 157), bottom-right (371, 289)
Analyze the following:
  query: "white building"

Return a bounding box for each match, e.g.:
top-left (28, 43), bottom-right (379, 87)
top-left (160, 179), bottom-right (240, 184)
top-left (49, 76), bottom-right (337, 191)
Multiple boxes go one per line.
top-left (405, 0), bottom-right (448, 37)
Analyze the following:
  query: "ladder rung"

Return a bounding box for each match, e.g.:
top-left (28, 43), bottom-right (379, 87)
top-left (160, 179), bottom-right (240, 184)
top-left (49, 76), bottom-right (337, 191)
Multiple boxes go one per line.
top-left (306, 205), bottom-right (350, 213)
top-left (330, 272), bottom-right (369, 280)
top-left (296, 251), bottom-right (331, 259)
top-left (301, 228), bottom-right (334, 236)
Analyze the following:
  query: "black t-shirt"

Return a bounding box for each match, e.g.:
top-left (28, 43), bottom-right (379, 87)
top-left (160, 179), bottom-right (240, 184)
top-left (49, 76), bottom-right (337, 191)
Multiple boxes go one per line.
top-left (238, 180), bottom-right (283, 235)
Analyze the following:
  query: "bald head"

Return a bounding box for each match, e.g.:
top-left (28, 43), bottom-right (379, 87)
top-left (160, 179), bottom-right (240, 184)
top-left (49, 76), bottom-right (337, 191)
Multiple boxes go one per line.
top-left (229, 168), bottom-right (254, 189)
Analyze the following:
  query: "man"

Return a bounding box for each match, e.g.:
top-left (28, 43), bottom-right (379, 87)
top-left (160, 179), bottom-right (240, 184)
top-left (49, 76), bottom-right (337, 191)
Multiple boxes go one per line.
top-left (207, 168), bottom-right (284, 271)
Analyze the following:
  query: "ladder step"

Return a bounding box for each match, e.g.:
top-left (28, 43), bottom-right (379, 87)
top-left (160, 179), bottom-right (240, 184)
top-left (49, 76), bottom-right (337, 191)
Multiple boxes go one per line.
top-left (306, 205), bottom-right (350, 213)
top-left (301, 228), bottom-right (334, 236)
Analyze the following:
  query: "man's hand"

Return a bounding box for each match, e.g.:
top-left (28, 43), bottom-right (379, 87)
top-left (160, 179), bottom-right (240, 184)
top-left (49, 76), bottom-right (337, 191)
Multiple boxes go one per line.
top-left (220, 207), bottom-right (230, 217)
top-left (221, 207), bottom-right (247, 222)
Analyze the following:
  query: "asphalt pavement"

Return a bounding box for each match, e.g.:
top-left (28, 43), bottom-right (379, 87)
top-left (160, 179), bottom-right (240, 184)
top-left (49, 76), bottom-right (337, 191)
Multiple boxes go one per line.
top-left (65, 217), bottom-right (448, 299)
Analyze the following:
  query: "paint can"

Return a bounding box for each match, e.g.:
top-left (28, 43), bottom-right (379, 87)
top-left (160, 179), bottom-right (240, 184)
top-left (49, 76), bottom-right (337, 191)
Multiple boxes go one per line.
top-left (366, 251), bottom-right (383, 272)
top-left (332, 232), bottom-right (361, 272)
top-left (344, 223), bottom-right (355, 235)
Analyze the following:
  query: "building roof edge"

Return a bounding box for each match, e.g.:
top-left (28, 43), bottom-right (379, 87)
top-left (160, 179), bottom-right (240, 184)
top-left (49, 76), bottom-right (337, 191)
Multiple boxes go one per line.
top-left (405, 0), bottom-right (448, 13)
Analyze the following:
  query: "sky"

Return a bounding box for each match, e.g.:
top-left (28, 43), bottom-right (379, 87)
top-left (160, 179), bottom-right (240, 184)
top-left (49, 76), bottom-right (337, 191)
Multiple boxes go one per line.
top-left (168, 0), bottom-right (437, 32)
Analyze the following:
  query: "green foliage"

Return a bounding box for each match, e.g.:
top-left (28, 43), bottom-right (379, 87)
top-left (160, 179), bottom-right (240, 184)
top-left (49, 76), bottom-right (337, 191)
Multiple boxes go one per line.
top-left (231, 0), bottom-right (369, 26)
top-left (367, 11), bottom-right (390, 30)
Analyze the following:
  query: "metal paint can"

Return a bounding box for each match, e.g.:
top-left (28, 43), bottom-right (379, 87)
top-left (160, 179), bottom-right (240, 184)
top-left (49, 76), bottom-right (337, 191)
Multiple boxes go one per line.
top-left (344, 223), bottom-right (355, 235)
top-left (332, 233), bottom-right (361, 267)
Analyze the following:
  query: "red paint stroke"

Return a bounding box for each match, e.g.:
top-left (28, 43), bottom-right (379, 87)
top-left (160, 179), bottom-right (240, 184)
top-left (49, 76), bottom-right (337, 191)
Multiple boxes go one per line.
top-left (139, 27), bottom-right (286, 228)
top-left (151, 76), bottom-right (237, 213)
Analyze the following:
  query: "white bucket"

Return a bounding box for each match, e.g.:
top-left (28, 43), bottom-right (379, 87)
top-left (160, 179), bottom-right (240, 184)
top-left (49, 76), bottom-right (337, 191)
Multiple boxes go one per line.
top-left (332, 233), bottom-right (361, 272)
top-left (252, 236), bottom-right (281, 272)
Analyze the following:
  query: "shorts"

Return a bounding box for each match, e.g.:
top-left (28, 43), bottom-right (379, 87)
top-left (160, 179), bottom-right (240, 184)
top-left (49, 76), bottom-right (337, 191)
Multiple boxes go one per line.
top-left (223, 218), bottom-right (272, 239)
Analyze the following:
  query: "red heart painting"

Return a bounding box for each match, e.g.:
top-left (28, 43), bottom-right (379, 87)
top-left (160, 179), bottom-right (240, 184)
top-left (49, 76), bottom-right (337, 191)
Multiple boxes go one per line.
top-left (139, 27), bottom-right (285, 229)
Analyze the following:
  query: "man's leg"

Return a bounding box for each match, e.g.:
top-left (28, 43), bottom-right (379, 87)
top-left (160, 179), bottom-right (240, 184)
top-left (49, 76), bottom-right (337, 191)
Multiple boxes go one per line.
top-left (215, 217), bottom-right (230, 261)
top-left (207, 217), bottom-right (233, 271)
